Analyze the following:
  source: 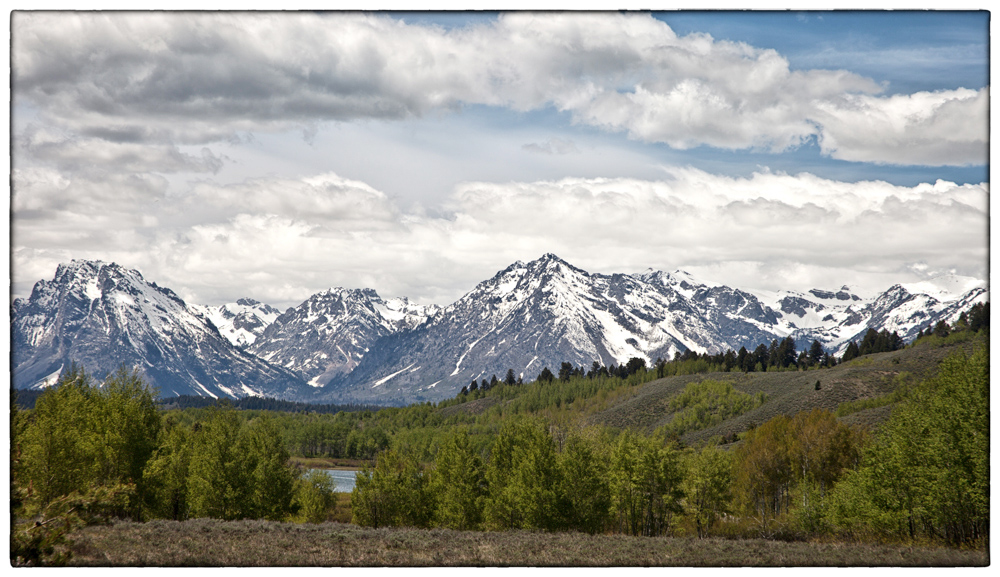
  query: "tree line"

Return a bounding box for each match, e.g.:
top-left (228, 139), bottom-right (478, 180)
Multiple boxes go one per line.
top-left (156, 394), bottom-right (383, 414)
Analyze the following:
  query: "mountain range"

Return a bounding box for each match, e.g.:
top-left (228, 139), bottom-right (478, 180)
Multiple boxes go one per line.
top-left (10, 255), bottom-right (987, 404)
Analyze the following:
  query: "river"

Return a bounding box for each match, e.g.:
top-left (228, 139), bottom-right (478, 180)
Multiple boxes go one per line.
top-left (310, 468), bottom-right (359, 493)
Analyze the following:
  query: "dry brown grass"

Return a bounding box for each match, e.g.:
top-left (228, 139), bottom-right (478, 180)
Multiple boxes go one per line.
top-left (838, 404), bottom-right (895, 431)
top-left (63, 519), bottom-right (987, 567)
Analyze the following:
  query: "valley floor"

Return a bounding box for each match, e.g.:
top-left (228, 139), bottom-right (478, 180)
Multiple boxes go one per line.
top-left (64, 519), bottom-right (987, 567)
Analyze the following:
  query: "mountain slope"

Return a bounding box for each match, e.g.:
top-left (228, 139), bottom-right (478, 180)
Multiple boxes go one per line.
top-left (584, 337), bottom-right (986, 444)
top-left (11, 260), bottom-right (310, 399)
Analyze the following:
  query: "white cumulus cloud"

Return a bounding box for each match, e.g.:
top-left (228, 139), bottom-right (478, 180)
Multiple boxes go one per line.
top-left (11, 11), bottom-right (986, 166)
top-left (11, 168), bottom-right (987, 308)
top-left (813, 88), bottom-right (988, 166)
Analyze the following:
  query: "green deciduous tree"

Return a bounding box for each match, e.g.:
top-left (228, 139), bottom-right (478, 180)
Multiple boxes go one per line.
top-left (733, 415), bottom-right (793, 533)
top-left (18, 365), bottom-right (161, 520)
top-left (430, 429), bottom-right (486, 530)
top-left (142, 418), bottom-right (192, 520)
top-left (609, 431), bottom-right (684, 536)
top-left (661, 380), bottom-right (767, 437)
top-left (483, 418), bottom-right (562, 531)
top-left (482, 421), bottom-right (522, 530)
top-left (294, 469), bottom-right (337, 523)
top-left (242, 416), bottom-right (297, 521)
top-left (89, 366), bottom-right (162, 517)
top-left (682, 445), bottom-right (733, 538)
top-left (556, 433), bottom-right (611, 534)
top-left (788, 409), bottom-right (862, 497)
top-left (187, 405), bottom-right (251, 520)
top-left (19, 367), bottom-right (97, 510)
top-left (352, 448), bottom-right (434, 528)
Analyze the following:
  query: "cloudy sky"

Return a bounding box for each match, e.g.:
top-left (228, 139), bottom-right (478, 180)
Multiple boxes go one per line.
top-left (9, 10), bottom-right (990, 309)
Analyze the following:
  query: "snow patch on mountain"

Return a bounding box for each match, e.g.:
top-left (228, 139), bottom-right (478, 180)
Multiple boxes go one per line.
top-left (373, 363), bottom-right (416, 388)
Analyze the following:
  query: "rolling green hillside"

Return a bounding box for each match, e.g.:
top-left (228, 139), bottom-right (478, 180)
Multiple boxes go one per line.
top-left (442, 335), bottom-right (984, 445)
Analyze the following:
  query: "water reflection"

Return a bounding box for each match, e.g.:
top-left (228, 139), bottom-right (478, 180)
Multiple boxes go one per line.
top-left (310, 468), bottom-right (359, 493)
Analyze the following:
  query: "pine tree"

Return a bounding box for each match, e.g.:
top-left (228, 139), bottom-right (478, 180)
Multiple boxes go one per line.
top-left (809, 340), bottom-right (824, 365)
top-left (752, 344), bottom-right (769, 371)
top-left (842, 341), bottom-right (860, 362)
top-left (737, 347), bottom-right (750, 372)
top-left (967, 302), bottom-right (988, 332)
top-left (723, 350), bottom-right (737, 372)
top-left (625, 357), bottom-right (647, 376)
top-left (859, 328), bottom-right (879, 356)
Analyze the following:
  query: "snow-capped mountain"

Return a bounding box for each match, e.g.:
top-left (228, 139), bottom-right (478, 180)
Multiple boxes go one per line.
top-left (11, 256), bottom-right (986, 405)
top-left (751, 278), bottom-right (987, 355)
top-left (247, 288), bottom-right (439, 387)
top-left (315, 254), bottom-right (986, 403)
top-left (11, 260), bottom-right (311, 399)
top-left (190, 298), bottom-right (281, 348)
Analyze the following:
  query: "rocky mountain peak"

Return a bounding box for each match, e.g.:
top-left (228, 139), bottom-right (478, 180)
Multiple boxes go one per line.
top-left (248, 284), bottom-right (439, 387)
top-left (12, 260), bottom-right (310, 399)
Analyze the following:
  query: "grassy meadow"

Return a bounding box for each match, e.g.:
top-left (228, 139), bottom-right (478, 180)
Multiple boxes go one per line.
top-left (64, 519), bottom-right (987, 567)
